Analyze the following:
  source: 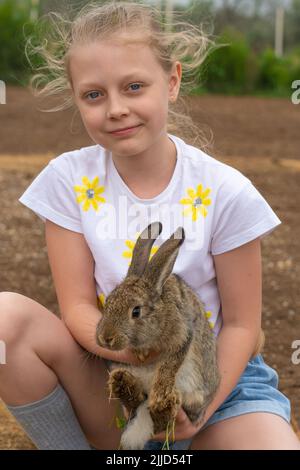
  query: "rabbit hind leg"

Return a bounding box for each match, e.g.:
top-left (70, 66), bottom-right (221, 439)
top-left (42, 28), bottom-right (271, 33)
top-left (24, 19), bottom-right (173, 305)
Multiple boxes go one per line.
top-left (182, 390), bottom-right (207, 424)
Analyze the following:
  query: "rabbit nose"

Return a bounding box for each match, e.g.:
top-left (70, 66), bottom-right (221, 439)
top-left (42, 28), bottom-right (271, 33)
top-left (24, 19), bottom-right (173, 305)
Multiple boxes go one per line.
top-left (106, 336), bottom-right (115, 348)
top-left (98, 335), bottom-right (115, 348)
top-left (97, 334), bottom-right (109, 347)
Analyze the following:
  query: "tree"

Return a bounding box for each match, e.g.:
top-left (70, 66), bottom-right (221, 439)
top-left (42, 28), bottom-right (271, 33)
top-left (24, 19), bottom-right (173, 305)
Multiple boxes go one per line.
top-left (286, 0), bottom-right (300, 49)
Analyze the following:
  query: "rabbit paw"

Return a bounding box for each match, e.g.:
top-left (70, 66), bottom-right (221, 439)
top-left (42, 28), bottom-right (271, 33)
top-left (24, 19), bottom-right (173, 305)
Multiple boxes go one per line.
top-left (108, 368), bottom-right (146, 413)
top-left (149, 388), bottom-right (181, 435)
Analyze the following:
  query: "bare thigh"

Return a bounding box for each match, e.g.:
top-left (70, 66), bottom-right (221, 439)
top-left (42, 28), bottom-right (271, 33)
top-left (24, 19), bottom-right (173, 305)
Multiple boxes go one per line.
top-left (190, 413), bottom-right (300, 450)
top-left (0, 292), bottom-right (122, 449)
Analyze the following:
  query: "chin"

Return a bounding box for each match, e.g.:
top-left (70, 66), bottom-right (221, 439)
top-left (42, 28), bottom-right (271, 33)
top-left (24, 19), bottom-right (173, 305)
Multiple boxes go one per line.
top-left (115, 339), bottom-right (130, 350)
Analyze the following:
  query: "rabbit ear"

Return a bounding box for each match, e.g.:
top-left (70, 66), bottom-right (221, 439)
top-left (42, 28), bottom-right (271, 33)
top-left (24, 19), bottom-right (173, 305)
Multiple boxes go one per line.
top-left (142, 226), bottom-right (185, 294)
top-left (127, 221), bottom-right (163, 277)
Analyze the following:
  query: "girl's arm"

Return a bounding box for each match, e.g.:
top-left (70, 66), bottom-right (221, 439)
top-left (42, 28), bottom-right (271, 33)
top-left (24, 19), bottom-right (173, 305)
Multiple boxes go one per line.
top-left (202, 237), bottom-right (263, 423)
top-left (62, 301), bottom-right (156, 366)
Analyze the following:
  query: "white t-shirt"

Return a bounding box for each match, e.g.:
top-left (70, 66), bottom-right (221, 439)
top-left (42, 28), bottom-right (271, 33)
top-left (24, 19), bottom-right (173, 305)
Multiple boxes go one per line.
top-left (19, 133), bottom-right (281, 336)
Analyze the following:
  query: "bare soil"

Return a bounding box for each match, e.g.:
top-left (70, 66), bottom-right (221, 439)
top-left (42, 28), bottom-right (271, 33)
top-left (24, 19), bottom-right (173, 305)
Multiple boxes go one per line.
top-left (0, 87), bottom-right (299, 449)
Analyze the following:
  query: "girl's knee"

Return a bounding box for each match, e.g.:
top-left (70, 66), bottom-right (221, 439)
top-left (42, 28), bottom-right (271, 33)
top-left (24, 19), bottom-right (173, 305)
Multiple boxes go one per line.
top-left (0, 291), bottom-right (31, 313)
top-left (0, 291), bottom-right (41, 346)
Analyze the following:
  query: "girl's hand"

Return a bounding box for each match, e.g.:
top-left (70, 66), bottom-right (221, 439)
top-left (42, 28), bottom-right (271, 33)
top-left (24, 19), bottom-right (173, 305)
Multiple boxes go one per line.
top-left (122, 406), bottom-right (204, 442)
top-left (114, 348), bottom-right (160, 366)
top-left (150, 407), bottom-right (204, 442)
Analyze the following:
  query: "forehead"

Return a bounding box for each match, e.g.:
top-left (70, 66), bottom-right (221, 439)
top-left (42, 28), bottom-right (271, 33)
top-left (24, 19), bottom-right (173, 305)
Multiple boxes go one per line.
top-left (68, 40), bottom-right (164, 88)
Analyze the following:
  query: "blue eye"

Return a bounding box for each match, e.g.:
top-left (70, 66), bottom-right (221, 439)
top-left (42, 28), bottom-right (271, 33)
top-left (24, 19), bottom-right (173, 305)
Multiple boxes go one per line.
top-left (86, 91), bottom-right (101, 100)
top-left (129, 83), bottom-right (142, 92)
top-left (85, 83), bottom-right (142, 101)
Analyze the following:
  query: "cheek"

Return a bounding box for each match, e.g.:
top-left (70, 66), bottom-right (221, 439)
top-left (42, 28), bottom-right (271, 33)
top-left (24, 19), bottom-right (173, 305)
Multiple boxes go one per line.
top-left (150, 92), bottom-right (168, 120)
top-left (83, 113), bottom-right (107, 144)
top-left (80, 107), bottom-right (101, 130)
top-left (146, 92), bottom-right (167, 115)
top-left (78, 110), bottom-right (103, 144)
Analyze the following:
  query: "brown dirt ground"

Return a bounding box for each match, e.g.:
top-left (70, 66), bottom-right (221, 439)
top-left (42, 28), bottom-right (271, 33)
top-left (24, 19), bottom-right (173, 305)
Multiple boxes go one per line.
top-left (0, 86), bottom-right (299, 449)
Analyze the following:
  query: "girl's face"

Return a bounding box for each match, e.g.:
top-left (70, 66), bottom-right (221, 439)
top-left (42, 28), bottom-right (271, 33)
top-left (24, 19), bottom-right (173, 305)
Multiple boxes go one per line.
top-left (69, 39), bottom-right (181, 157)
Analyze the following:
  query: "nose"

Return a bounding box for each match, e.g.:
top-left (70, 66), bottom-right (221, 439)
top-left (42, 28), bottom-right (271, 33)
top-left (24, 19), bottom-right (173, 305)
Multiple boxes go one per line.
top-left (106, 95), bottom-right (129, 119)
top-left (97, 334), bottom-right (115, 348)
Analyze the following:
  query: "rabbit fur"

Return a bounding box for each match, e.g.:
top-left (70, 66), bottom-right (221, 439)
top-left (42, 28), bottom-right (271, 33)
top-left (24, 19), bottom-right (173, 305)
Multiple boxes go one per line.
top-left (96, 221), bottom-right (220, 450)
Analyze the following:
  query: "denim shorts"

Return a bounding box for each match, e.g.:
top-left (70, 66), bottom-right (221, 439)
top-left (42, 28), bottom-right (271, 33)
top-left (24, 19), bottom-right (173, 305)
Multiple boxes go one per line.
top-left (143, 354), bottom-right (291, 451)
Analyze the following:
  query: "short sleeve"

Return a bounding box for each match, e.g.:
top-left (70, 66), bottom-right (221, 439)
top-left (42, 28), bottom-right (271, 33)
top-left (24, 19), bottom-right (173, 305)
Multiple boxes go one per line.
top-left (18, 163), bottom-right (83, 233)
top-left (211, 181), bottom-right (281, 255)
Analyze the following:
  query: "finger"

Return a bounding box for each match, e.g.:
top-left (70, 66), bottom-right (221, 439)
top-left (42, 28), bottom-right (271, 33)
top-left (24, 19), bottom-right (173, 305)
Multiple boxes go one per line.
top-left (176, 407), bottom-right (188, 423)
top-left (151, 421), bottom-right (178, 442)
top-left (151, 431), bottom-right (168, 441)
top-left (115, 348), bottom-right (136, 365)
top-left (142, 350), bottom-right (161, 365)
top-left (122, 407), bottom-right (129, 419)
top-left (150, 410), bottom-right (188, 441)
top-left (151, 422), bottom-right (193, 443)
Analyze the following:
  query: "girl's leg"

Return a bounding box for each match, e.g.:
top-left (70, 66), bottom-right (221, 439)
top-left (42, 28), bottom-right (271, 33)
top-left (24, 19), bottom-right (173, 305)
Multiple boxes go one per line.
top-left (190, 413), bottom-right (300, 450)
top-left (0, 291), bottom-right (122, 449)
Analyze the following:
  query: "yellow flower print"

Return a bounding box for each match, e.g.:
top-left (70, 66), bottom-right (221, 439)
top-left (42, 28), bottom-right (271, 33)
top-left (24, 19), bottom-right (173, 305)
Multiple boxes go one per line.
top-left (122, 232), bottom-right (159, 265)
top-left (205, 310), bottom-right (215, 329)
top-left (74, 176), bottom-right (106, 212)
top-left (97, 293), bottom-right (106, 310)
top-left (180, 184), bottom-right (211, 221)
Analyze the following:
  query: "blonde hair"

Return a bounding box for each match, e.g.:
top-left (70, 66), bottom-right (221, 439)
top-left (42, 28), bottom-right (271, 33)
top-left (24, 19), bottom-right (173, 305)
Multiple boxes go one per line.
top-left (25, 0), bottom-right (216, 149)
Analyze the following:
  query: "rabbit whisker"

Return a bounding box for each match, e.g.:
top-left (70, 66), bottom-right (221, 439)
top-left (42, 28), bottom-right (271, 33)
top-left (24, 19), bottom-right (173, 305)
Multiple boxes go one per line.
top-left (78, 349), bottom-right (94, 369)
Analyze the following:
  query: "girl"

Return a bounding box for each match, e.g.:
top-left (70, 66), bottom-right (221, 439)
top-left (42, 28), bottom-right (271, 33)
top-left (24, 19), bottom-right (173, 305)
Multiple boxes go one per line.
top-left (0, 1), bottom-right (299, 450)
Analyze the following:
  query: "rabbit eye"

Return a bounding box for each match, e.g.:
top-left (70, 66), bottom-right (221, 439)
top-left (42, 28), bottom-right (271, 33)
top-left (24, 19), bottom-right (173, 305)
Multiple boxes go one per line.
top-left (132, 306), bottom-right (141, 318)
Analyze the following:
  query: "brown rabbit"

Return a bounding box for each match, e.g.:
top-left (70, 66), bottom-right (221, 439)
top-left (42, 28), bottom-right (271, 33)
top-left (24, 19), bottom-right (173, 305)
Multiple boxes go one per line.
top-left (95, 221), bottom-right (221, 450)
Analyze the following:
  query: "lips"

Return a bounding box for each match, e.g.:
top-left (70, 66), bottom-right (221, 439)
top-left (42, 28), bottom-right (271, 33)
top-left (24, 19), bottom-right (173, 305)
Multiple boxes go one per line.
top-left (109, 124), bottom-right (141, 133)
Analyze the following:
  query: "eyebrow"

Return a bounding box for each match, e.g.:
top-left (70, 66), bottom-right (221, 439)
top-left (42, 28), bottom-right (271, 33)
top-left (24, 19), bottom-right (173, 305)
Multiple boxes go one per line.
top-left (78, 72), bottom-right (147, 92)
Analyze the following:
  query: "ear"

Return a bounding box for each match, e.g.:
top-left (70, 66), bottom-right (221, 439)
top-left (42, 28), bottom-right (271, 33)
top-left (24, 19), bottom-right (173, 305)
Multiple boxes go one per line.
top-left (142, 226), bottom-right (185, 294)
top-left (127, 221), bottom-right (162, 277)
